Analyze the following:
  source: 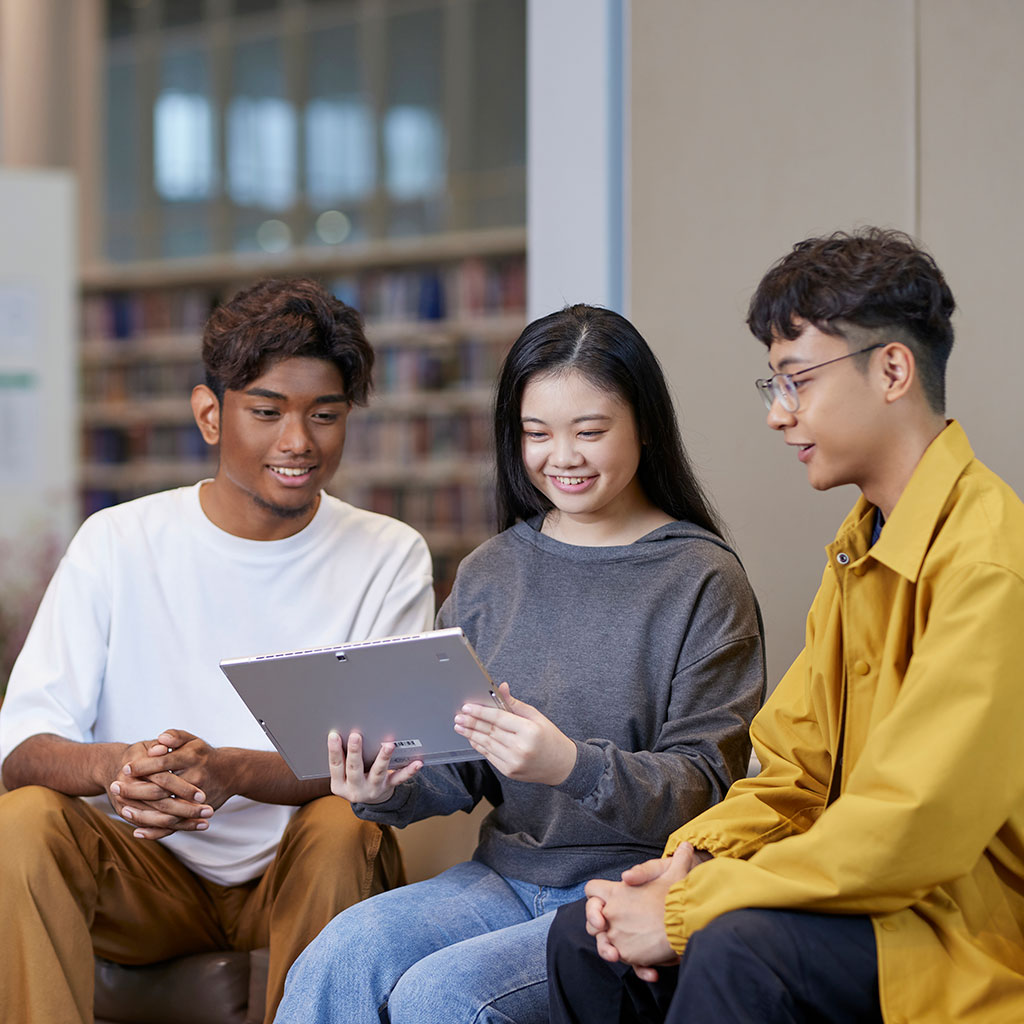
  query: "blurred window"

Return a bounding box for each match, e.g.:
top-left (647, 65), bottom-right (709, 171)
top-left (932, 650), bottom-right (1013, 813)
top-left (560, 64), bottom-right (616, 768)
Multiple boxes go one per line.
top-left (306, 24), bottom-right (375, 206)
top-left (155, 48), bottom-right (216, 201)
top-left (102, 0), bottom-right (525, 260)
top-left (227, 38), bottom-right (297, 211)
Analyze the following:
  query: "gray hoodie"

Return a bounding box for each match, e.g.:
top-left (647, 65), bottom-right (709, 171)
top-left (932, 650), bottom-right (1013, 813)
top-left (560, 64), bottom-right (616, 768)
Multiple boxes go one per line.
top-left (354, 518), bottom-right (765, 886)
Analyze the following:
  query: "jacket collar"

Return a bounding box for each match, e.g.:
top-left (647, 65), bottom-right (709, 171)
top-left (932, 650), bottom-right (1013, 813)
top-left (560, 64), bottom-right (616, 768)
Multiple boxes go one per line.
top-left (830, 420), bottom-right (974, 583)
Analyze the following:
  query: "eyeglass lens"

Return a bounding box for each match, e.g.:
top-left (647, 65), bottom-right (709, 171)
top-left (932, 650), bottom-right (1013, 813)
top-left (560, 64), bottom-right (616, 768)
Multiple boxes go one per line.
top-left (756, 376), bottom-right (798, 412)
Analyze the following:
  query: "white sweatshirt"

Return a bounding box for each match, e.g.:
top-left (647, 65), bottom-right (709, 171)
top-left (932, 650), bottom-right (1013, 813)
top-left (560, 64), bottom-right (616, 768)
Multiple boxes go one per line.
top-left (0, 483), bottom-right (433, 884)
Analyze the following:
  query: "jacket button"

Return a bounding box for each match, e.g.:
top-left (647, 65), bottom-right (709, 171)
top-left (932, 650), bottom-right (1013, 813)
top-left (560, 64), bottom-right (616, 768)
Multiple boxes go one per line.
top-left (854, 660), bottom-right (870, 675)
top-left (836, 552), bottom-right (850, 565)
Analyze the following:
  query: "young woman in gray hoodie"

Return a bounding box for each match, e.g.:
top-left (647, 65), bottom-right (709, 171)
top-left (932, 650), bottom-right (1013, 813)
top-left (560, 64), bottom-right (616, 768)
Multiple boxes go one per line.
top-left (275, 304), bottom-right (766, 1024)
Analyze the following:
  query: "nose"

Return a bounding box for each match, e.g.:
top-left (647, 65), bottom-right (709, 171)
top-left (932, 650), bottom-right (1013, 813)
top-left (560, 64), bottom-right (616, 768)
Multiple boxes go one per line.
top-left (765, 395), bottom-right (796, 431)
top-left (551, 433), bottom-right (584, 467)
top-left (277, 413), bottom-right (314, 453)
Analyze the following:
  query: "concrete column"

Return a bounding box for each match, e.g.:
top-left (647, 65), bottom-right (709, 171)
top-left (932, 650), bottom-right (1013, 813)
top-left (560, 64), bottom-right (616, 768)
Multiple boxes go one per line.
top-left (0, 0), bottom-right (103, 260)
top-left (526, 0), bottom-right (628, 318)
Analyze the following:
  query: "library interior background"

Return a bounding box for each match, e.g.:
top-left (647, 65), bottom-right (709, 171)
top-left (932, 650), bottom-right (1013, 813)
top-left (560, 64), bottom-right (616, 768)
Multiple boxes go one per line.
top-left (2, 0), bottom-right (1023, 700)
top-left (0, 0), bottom-right (528, 692)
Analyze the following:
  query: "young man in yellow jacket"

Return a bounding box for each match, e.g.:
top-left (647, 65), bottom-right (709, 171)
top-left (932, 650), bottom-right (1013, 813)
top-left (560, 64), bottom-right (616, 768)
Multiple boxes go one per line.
top-left (547, 228), bottom-right (1024, 1023)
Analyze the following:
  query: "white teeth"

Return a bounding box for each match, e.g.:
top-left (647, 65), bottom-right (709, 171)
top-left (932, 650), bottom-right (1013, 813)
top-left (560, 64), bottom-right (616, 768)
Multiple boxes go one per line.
top-left (271, 466), bottom-right (310, 477)
top-left (555, 476), bottom-right (588, 486)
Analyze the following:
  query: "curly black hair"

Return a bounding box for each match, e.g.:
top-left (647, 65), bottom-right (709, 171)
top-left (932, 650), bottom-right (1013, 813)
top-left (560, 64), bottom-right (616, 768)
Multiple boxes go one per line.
top-left (747, 228), bottom-right (955, 412)
top-left (202, 278), bottom-right (374, 404)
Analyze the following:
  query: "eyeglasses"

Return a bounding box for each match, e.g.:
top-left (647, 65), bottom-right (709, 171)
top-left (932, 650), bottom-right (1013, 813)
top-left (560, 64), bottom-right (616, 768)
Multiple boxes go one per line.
top-left (754, 344), bottom-right (885, 412)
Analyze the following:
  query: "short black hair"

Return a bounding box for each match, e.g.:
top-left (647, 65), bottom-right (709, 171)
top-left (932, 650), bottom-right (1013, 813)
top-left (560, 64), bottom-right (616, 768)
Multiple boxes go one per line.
top-left (202, 278), bottom-right (373, 403)
top-left (747, 227), bottom-right (955, 412)
top-left (493, 303), bottom-right (724, 538)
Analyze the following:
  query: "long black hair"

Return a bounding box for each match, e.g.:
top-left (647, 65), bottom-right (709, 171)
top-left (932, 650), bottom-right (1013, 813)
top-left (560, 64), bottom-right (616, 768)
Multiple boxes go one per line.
top-left (494, 304), bottom-right (724, 538)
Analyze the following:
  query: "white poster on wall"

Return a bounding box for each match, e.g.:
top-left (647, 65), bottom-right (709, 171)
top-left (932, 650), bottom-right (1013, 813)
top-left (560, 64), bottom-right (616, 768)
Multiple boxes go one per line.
top-left (0, 371), bottom-right (38, 481)
top-left (0, 283), bottom-right (39, 362)
top-left (0, 283), bottom-right (41, 482)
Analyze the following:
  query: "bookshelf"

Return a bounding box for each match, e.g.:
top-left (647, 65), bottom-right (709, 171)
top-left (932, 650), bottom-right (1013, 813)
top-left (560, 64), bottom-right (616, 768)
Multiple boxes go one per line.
top-left (79, 227), bottom-right (527, 600)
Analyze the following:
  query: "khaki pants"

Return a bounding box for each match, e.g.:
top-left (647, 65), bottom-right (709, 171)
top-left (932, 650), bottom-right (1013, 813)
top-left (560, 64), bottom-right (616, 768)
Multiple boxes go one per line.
top-left (0, 785), bottom-right (405, 1024)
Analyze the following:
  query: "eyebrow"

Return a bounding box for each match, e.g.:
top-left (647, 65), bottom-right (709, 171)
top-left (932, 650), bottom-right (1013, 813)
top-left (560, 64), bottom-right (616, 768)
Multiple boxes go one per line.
top-left (244, 387), bottom-right (349, 403)
top-left (521, 413), bottom-right (614, 425)
top-left (769, 355), bottom-right (811, 374)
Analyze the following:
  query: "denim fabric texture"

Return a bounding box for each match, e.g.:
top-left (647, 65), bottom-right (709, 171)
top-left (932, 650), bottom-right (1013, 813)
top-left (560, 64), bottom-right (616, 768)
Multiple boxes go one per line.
top-left (273, 859), bottom-right (588, 1024)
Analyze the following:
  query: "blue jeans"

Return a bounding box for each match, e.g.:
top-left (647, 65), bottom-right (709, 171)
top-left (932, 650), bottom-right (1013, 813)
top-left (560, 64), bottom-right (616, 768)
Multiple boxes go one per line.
top-left (274, 859), bottom-right (588, 1024)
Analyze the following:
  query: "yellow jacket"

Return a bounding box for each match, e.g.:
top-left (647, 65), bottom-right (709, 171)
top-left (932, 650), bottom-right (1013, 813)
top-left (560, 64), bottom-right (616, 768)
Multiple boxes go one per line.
top-left (664, 421), bottom-right (1024, 1023)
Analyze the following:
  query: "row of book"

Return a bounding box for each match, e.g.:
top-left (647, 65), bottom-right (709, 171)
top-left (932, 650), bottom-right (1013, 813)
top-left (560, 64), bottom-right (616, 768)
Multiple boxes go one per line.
top-left (81, 288), bottom-right (214, 342)
top-left (82, 489), bottom-right (130, 518)
top-left (80, 256), bottom-right (526, 341)
top-left (341, 481), bottom-right (496, 536)
top-left (431, 551), bottom-right (464, 603)
top-left (373, 337), bottom-right (507, 394)
top-left (82, 361), bottom-right (203, 403)
top-left (82, 410), bottom-right (492, 466)
top-left (82, 424), bottom-right (208, 464)
top-left (81, 338), bottom-right (508, 404)
top-left (330, 256), bottom-right (526, 322)
top-left (345, 409), bottom-right (492, 463)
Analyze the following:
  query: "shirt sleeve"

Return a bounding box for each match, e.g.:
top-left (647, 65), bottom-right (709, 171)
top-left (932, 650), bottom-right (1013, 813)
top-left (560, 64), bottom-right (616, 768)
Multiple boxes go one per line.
top-left (0, 519), bottom-right (111, 767)
top-left (663, 562), bottom-right (1024, 953)
top-left (363, 530), bottom-right (435, 638)
top-left (352, 758), bottom-right (501, 827)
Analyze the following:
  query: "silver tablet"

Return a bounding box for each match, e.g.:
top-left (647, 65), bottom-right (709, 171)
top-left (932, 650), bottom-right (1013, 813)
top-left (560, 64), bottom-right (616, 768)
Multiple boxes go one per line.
top-left (219, 627), bottom-right (502, 780)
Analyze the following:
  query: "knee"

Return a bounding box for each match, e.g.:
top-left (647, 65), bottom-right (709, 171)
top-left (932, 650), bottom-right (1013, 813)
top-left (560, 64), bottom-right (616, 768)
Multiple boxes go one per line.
top-left (300, 891), bottom-right (401, 964)
top-left (684, 909), bottom-right (770, 971)
top-left (283, 796), bottom-right (382, 859)
top-left (387, 955), bottom-right (455, 1022)
top-left (547, 898), bottom-right (593, 966)
top-left (275, 797), bottom-right (403, 899)
top-left (550, 898), bottom-right (589, 944)
top-left (0, 785), bottom-right (77, 872)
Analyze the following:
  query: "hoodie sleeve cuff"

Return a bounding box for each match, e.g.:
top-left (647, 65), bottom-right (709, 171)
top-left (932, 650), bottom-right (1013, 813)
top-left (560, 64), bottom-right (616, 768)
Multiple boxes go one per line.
top-left (351, 780), bottom-right (413, 821)
top-left (554, 739), bottom-right (605, 801)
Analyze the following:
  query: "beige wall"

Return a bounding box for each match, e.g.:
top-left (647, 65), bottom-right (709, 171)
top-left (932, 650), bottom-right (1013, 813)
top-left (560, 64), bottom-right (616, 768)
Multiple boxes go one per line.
top-left (629, 0), bottom-right (1024, 688)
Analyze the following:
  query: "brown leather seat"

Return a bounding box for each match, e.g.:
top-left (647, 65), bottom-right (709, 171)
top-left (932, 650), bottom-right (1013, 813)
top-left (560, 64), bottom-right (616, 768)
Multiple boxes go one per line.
top-left (94, 947), bottom-right (268, 1024)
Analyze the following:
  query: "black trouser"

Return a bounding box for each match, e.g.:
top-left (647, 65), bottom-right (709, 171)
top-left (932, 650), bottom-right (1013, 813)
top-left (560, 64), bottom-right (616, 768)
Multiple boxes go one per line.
top-left (546, 897), bottom-right (884, 1023)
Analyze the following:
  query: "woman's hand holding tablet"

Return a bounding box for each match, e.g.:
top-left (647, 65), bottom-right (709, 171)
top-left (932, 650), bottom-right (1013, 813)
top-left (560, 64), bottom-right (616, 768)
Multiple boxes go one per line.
top-left (453, 681), bottom-right (578, 786)
top-left (327, 729), bottom-right (422, 804)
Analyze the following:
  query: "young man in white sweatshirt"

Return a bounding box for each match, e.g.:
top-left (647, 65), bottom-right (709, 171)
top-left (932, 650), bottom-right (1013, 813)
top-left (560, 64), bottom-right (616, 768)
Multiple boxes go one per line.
top-left (0, 277), bottom-right (434, 1023)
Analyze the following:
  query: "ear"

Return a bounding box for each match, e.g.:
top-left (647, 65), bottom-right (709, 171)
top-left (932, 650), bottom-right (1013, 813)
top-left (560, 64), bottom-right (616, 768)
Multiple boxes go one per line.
top-left (191, 384), bottom-right (222, 445)
top-left (879, 343), bottom-right (915, 404)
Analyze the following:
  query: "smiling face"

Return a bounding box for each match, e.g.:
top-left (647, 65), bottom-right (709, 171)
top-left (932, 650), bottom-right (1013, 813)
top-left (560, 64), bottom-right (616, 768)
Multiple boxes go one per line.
top-left (765, 322), bottom-right (887, 495)
top-left (520, 369), bottom-right (660, 543)
top-left (191, 355), bottom-right (351, 540)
